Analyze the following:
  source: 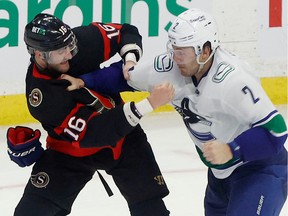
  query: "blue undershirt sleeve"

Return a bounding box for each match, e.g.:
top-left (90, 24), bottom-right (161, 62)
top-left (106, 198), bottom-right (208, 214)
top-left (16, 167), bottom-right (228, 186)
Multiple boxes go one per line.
top-left (80, 60), bottom-right (134, 94)
top-left (228, 126), bottom-right (287, 162)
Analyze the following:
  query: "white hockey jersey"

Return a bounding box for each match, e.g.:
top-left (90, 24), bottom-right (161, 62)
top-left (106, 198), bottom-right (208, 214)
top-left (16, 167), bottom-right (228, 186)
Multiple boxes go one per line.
top-left (128, 47), bottom-right (280, 179)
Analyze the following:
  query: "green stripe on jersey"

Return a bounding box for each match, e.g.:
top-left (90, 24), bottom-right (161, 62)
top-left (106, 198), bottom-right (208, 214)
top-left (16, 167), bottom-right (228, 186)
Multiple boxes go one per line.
top-left (260, 114), bottom-right (287, 135)
top-left (195, 146), bottom-right (240, 169)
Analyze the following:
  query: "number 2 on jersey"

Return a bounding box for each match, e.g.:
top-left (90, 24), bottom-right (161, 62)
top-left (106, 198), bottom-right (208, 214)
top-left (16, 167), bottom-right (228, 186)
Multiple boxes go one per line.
top-left (242, 86), bottom-right (260, 104)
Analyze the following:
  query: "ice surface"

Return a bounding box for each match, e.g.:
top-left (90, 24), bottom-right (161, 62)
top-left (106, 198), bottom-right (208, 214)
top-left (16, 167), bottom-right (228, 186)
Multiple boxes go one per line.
top-left (1, 105), bottom-right (287, 215)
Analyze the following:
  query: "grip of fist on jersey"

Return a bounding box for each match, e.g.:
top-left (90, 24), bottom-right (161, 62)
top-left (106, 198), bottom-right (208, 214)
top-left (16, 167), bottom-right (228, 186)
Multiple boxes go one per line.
top-left (7, 126), bottom-right (44, 167)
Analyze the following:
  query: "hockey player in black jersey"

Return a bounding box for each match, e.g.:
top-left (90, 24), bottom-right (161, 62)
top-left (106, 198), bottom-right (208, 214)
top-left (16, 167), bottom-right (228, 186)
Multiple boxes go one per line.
top-left (7, 13), bottom-right (174, 216)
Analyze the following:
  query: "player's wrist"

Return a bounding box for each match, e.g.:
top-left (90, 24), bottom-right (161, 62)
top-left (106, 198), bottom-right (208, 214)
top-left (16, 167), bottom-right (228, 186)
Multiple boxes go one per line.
top-left (124, 53), bottom-right (137, 64)
top-left (228, 141), bottom-right (242, 161)
top-left (120, 44), bottom-right (142, 63)
top-left (123, 99), bottom-right (153, 126)
top-left (135, 98), bottom-right (153, 116)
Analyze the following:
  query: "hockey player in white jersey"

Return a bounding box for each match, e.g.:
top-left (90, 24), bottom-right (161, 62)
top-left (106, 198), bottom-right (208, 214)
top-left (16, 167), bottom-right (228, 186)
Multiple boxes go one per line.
top-left (62, 8), bottom-right (287, 216)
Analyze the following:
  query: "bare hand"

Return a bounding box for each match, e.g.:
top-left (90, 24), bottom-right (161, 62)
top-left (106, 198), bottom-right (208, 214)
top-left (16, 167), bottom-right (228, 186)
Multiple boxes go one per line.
top-left (122, 61), bottom-right (136, 81)
top-left (202, 140), bottom-right (233, 165)
top-left (61, 74), bottom-right (84, 91)
top-left (147, 82), bottom-right (174, 109)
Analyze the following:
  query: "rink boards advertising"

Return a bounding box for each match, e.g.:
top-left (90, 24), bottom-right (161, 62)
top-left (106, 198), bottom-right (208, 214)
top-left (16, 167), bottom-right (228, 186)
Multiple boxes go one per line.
top-left (0, 0), bottom-right (287, 125)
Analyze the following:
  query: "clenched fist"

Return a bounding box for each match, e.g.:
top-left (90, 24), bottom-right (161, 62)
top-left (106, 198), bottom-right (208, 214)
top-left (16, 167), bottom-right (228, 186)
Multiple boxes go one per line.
top-left (202, 140), bottom-right (233, 165)
top-left (147, 82), bottom-right (175, 109)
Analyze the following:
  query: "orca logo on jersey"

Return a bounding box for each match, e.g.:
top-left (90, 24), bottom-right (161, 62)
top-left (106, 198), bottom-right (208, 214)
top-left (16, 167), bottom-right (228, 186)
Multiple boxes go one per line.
top-left (29, 88), bottom-right (43, 107)
top-left (30, 172), bottom-right (50, 188)
top-left (213, 62), bottom-right (235, 83)
top-left (175, 98), bottom-right (212, 126)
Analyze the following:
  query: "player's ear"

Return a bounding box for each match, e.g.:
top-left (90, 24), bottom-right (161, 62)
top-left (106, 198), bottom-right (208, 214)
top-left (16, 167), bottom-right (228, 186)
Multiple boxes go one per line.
top-left (38, 51), bottom-right (46, 60)
top-left (34, 50), bottom-right (42, 59)
top-left (34, 50), bottom-right (48, 68)
top-left (201, 42), bottom-right (212, 60)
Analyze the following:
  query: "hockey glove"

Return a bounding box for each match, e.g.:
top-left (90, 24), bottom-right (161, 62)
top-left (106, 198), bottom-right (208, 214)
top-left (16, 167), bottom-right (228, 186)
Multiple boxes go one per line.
top-left (7, 126), bottom-right (44, 167)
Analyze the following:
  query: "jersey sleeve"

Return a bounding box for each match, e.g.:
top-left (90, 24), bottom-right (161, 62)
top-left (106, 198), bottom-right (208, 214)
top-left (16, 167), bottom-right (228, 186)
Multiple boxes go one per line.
top-left (229, 114), bottom-right (287, 162)
top-left (79, 53), bottom-right (180, 94)
top-left (129, 52), bottom-right (185, 92)
top-left (91, 22), bottom-right (142, 62)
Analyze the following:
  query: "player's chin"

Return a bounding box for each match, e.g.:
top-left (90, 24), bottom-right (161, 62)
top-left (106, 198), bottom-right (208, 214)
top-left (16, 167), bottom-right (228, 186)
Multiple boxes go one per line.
top-left (178, 67), bottom-right (189, 76)
top-left (57, 61), bottom-right (70, 73)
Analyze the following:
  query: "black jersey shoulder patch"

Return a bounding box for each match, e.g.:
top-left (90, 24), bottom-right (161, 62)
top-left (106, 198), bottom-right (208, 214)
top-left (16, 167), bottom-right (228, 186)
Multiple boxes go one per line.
top-left (29, 88), bottom-right (43, 107)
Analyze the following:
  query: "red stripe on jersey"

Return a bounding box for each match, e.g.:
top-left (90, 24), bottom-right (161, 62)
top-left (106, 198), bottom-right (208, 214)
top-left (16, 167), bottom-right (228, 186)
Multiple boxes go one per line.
top-left (32, 64), bottom-right (52, 80)
top-left (91, 23), bottom-right (123, 61)
top-left (54, 103), bottom-right (85, 135)
top-left (86, 88), bottom-right (116, 109)
top-left (46, 136), bottom-right (102, 157)
top-left (46, 135), bottom-right (125, 159)
top-left (269, 0), bottom-right (282, 27)
top-left (109, 23), bottom-right (122, 44)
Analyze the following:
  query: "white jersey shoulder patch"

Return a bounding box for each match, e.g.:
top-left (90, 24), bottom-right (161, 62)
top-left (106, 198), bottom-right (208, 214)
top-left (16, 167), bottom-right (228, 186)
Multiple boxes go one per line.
top-left (212, 62), bottom-right (235, 83)
top-left (154, 53), bottom-right (174, 72)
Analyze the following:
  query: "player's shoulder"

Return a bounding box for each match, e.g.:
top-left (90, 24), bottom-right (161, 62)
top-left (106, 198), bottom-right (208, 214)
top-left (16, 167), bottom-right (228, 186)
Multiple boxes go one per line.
top-left (72, 24), bottom-right (101, 43)
top-left (211, 48), bottom-right (257, 86)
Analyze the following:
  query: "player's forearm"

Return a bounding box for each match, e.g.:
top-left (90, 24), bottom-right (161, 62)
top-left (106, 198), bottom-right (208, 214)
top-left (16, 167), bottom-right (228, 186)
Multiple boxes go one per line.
top-left (79, 61), bottom-right (134, 94)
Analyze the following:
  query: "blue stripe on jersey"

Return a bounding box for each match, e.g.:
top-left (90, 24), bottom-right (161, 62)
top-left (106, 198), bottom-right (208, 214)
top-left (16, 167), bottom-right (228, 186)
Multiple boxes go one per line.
top-left (189, 128), bottom-right (216, 142)
top-left (252, 110), bottom-right (278, 127)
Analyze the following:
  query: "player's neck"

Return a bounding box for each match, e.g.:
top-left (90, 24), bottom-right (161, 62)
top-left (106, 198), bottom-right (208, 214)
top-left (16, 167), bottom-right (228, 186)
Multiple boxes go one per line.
top-left (34, 55), bottom-right (48, 70)
top-left (195, 58), bottom-right (213, 82)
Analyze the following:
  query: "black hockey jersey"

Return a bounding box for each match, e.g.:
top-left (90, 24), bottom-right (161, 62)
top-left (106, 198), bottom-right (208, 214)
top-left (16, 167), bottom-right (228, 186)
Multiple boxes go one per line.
top-left (25, 22), bottom-right (143, 158)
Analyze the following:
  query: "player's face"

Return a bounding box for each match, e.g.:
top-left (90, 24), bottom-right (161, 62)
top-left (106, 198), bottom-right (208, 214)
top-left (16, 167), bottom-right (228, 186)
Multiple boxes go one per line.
top-left (46, 61), bottom-right (70, 73)
top-left (46, 48), bottom-right (73, 73)
top-left (171, 46), bottom-right (199, 77)
top-left (44, 39), bottom-right (78, 73)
